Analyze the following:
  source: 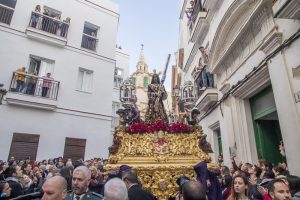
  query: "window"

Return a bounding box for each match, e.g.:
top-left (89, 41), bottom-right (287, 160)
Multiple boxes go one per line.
top-left (9, 133), bottom-right (40, 161)
top-left (28, 55), bottom-right (54, 77)
top-left (76, 68), bottom-right (93, 92)
top-left (0, 0), bottom-right (17, 25)
top-left (112, 102), bottom-right (122, 128)
top-left (143, 76), bottom-right (148, 88)
top-left (63, 137), bottom-right (86, 161)
top-left (81, 22), bottom-right (99, 51)
top-left (131, 77), bottom-right (136, 86)
top-left (114, 67), bottom-right (123, 88)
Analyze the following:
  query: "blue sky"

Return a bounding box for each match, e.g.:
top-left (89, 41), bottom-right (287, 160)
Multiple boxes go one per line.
top-left (113, 0), bottom-right (181, 91)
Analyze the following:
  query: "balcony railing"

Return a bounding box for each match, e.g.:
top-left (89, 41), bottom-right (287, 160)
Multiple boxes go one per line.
top-left (9, 72), bottom-right (60, 100)
top-left (0, 4), bottom-right (14, 25)
top-left (81, 33), bottom-right (98, 51)
top-left (187, 0), bottom-right (207, 33)
top-left (28, 11), bottom-right (70, 38)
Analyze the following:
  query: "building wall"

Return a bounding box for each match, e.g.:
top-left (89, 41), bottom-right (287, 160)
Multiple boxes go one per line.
top-left (178, 0), bottom-right (300, 175)
top-left (0, 0), bottom-right (120, 160)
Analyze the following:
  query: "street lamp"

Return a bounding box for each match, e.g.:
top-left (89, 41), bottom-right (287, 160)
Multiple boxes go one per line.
top-left (0, 83), bottom-right (7, 105)
top-left (119, 79), bottom-right (136, 108)
top-left (181, 81), bottom-right (195, 111)
top-left (173, 84), bottom-right (181, 98)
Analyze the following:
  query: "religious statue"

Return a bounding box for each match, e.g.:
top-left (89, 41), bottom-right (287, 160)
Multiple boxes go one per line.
top-left (186, 108), bottom-right (200, 126)
top-left (116, 105), bottom-right (141, 126)
top-left (145, 72), bottom-right (168, 124)
top-left (198, 134), bottom-right (214, 154)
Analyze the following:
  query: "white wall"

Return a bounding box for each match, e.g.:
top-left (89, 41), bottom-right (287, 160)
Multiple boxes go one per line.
top-left (0, 0), bottom-right (120, 160)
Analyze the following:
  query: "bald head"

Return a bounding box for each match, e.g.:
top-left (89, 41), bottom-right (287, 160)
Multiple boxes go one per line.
top-left (42, 176), bottom-right (67, 200)
top-left (104, 178), bottom-right (128, 200)
top-left (182, 180), bottom-right (206, 200)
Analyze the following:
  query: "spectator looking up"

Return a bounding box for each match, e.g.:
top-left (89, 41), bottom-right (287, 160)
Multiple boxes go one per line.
top-left (104, 178), bottom-right (128, 200)
top-left (15, 67), bottom-right (26, 92)
top-left (181, 180), bottom-right (207, 200)
top-left (42, 73), bottom-right (53, 97)
top-left (268, 179), bottom-right (291, 200)
top-left (41, 176), bottom-right (67, 200)
top-left (0, 180), bottom-right (11, 199)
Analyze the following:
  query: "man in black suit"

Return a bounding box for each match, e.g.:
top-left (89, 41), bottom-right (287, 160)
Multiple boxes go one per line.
top-left (121, 169), bottom-right (155, 200)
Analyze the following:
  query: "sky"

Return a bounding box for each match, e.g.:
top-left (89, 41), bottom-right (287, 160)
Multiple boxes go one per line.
top-left (112, 0), bottom-right (182, 91)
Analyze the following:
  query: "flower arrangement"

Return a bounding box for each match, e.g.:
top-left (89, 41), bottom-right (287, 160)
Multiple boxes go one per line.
top-left (125, 122), bottom-right (148, 134)
top-left (125, 120), bottom-right (193, 134)
top-left (169, 122), bottom-right (192, 133)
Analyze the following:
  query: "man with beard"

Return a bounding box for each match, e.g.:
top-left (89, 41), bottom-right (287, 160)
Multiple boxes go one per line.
top-left (65, 166), bottom-right (103, 200)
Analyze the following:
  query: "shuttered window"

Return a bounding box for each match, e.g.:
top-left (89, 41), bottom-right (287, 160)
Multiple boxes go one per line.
top-left (143, 76), bottom-right (148, 88)
top-left (9, 133), bottom-right (40, 161)
top-left (63, 137), bottom-right (86, 161)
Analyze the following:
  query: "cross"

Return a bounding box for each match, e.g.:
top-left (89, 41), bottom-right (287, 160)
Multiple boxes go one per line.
top-left (141, 44), bottom-right (144, 50)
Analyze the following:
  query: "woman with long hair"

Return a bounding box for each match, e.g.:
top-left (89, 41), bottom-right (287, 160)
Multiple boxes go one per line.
top-left (228, 174), bottom-right (249, 200)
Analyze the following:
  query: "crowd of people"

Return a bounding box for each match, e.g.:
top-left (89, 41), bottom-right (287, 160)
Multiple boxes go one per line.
top-left (1, 155), bottom-right (300, 200)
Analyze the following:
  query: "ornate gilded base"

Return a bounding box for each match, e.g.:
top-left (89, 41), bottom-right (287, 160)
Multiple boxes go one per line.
top-left (106, 126), bottom-right (216, 200)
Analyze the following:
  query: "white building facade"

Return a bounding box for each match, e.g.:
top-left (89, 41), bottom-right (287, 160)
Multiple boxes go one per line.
top-left (0, 0), bottom-right (121, 161)
top-left (111, 48), bottom-right (130, 129)
top-left (176, 0), bottom-right (300, 175)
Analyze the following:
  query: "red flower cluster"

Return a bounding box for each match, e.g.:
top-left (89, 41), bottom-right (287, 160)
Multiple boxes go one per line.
top-left (125, 120), bottom-right (193, 134)
top-left (148, 120), bottom-right (169, 132)
top-left (126, 122), bottom-right (148, 134)
top-left (169, 122), bottom-right (192, 133)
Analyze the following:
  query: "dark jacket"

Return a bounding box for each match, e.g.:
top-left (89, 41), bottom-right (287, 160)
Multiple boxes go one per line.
top-left (6, 177), bottom-right (23, 198)
top-left (128, 184), bottom-right (155, 200)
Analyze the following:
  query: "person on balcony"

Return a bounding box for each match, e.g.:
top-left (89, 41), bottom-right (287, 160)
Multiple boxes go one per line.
top-left (194, 57), bottom-right (205, 89)
top-left (51, 15), bottom-right (61, 35)
top-left (25, 70), bottom-right (37, 95)
top-left (42, 73), bottom-right (53, 97)
top-left (145, 72), bottom-right (168, 125)
top-left (31, 5), bottom-right (41, 28)
top-left (15, 67), bottom-right (26, 93)
top-left (185, 0), bottom-right (195, 22)
top-left (60, 17), bottom-right (70, 37)
top-left (42, 8), bottom-right (50, 32)
top-left (199, 46), bottom-right (214, 88)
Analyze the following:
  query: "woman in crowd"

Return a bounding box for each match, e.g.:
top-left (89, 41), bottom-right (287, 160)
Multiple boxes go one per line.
top-left (222, 175), bottom-right (232, 200)
top-left (0, 181), bottom-right (11, 200)
top-left (228, 174), bottom-right (249, 200)
top-left (89, 166), bottom-right (104, 195)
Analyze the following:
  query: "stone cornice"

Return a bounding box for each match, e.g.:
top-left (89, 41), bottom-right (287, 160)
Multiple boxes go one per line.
top-left (232, 65), bottom-right (271, 98)
top-left (209, 0), bottom-right (273, 74)
top-left (259, 28), bottom-right (283, 54)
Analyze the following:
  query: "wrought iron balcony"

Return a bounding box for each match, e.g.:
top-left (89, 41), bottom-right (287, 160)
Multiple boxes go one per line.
top-left (81, 33), bottom-right (98, 51)
top-left (28, 11), bottom-right (70, 37)
top-left (187, 0), bottom-right (208, 43)
top-left (6, 72), bottom-right (60, 110)
top-left (0, 3), bottom-right (14, 25)
top-left (9, 72), bottom-right (59, 99)
top-left (26, 11), bottom-right (69, 46)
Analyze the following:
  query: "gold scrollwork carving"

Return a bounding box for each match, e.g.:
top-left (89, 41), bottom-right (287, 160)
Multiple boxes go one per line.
top-left (106, 127), bottom-right (213, 199)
